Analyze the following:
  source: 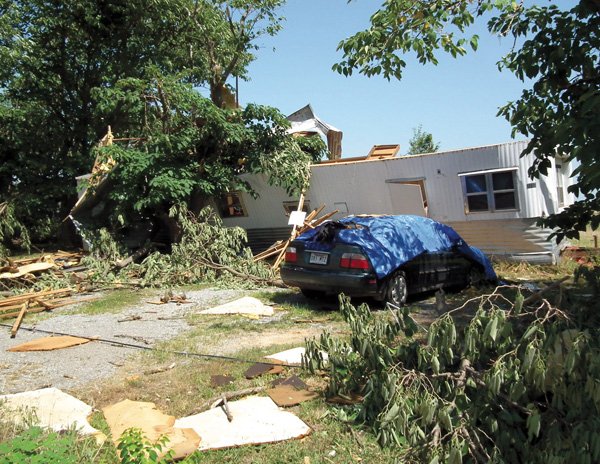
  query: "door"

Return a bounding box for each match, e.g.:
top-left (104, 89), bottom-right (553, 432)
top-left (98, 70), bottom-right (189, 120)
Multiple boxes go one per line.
top-left (387, 182), bottom-right (427, 216)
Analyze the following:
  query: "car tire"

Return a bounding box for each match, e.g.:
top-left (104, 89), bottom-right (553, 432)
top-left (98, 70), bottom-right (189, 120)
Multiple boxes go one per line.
top-left (468, 266), bottom-right (485, 288)
top-left (300, 288), bottom-right (326, 300)
top-left (384, 271), bottom-right (408, 307)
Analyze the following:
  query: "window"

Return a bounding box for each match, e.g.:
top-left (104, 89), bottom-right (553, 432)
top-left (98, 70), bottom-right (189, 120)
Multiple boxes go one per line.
top-left (556, 163), bottom-right (565, 207)
top-left (282, 201), bottom-right (311, 216)
top-left (218, 192), bottom-right (247, 217)
top-left (460, 168), bottom-right (518, 213)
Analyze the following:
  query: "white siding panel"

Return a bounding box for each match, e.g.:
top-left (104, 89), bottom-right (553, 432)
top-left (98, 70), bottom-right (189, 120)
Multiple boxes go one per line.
top-left (223, 141), bottom-right (569, 235)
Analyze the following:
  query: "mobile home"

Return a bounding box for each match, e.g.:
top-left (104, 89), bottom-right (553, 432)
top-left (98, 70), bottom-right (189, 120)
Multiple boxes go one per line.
top-left (218, 140), bottom-right (576, 264)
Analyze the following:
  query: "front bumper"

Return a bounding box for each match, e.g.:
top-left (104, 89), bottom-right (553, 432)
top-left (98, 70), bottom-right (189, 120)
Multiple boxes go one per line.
top-left (280, 265), bottom-right (381, 297)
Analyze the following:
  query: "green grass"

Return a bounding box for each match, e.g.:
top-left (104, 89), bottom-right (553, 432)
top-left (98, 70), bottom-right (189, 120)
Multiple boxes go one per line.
top-left (64, 289), bottom-right (149, 316)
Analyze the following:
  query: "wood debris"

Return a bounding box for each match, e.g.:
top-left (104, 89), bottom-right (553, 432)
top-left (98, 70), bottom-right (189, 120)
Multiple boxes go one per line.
top-left (147, 291), bottom-right (191, 305)
top-left (0, 287), bottom-right (98, 336)
top-left (253, 203), bottom-right (339, 269)
top-left (0, 250), bottom-right (84, 275)
top-left (8, 335), bottom-right (92, 352)
top-left (1, 288), bottom-right (73, 320)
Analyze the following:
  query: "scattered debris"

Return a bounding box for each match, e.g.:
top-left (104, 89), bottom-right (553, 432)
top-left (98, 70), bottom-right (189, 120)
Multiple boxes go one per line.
top-left (200, 296), bottom-right (274, 317)
top-left (175, 396), bottom-right (311, 451)
top-left (266, 347), bottom-right (328, 366)
top-left (147, 291), bottom-right (192, 305)
top-left (114, 334), bottom-right (151, 345)
top-left (0, 288), bottom-right (98, 322)
top-left (267, 384), bottom-right (318, 407)
top-left (8, 335), bottom-right (92, 352)
top-left (0, 262), bottom-right (56, 280)
top-left (10, 301), bottom-right (29, 337)
top-left (144, 362), bottom-right (177, 375)
top-left (102, 399), bottom-right (201, 460)
top-left (0, 387), bottom-right (106, 443)
top-left (272, 375), bottom-right (307, 390)
top-left (253, 204), bottom-right (339, 269)
top-left (210, 374), bottom-right (235, 387)
top-left (192, 387), bottom-right (267, 415)
top-left (0, 251), bottom-right (85, 282)
top-left (244, 362), bottom-right (283, 379)
top-left (212, 395), bottom-right (234, 422)
top-left (117, 315), bottom-right (142, 322)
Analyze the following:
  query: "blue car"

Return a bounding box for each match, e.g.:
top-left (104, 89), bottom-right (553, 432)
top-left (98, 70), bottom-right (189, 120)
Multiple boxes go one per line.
top-left (280, 215), bottom-right (496, 306)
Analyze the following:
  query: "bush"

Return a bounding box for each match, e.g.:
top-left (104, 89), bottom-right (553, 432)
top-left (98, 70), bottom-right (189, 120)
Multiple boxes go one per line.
top-left (305, 286), bottom-right (600, 463)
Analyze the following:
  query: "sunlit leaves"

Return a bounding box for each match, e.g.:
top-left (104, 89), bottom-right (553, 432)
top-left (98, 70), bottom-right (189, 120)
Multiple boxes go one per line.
top-left (305, 284), bottom-right (600, 462)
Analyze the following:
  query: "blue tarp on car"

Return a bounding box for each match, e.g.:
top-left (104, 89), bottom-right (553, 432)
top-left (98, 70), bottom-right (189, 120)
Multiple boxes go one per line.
top-left (295, 215), bottom-right (497, 281)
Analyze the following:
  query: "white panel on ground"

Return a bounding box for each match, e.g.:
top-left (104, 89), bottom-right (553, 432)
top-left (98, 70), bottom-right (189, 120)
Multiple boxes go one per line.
top-left (0, 388), bottom-right (106, 443)
top-left (175, 396), bottom-right (311, 450)
top-left (387, 183), bottom-right (426, 216)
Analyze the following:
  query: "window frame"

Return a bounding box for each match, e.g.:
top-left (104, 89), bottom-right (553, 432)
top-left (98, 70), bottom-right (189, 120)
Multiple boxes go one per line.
top-left (459, 168), bottom-right (519, 214)
top-left (218, 191), bottom-right (248, 218)
top-left (282, 200), bottom-right (311, 216)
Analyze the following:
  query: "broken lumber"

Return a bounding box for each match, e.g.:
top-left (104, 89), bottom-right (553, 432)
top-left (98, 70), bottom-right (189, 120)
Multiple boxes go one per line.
top-left (252, 205), bottom-right (339, 270)
top-left (0, 288), bottom-right (73, 306)
top-left (10, 302), bottom-right (29, 338)
top-left (0, 296), bottom-right (99, 320)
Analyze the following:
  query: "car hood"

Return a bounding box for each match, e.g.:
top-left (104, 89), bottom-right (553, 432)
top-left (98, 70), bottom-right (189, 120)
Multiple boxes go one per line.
top-left (294, 215), bottom-right (497, 281)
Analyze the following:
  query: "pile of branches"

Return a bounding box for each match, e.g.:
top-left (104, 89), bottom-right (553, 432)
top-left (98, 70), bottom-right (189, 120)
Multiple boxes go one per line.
top-left (83, 205), bottom-right (277, 289)
top-left (305, 279), bottom-right (600, 463)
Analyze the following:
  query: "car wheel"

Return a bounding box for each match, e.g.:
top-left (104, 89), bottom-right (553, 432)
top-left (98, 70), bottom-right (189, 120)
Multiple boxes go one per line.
top-left (301, 288), bottom-right (326, 300)
top-left (384, 271), bottom-right (408, 307)
top-left (468, 266), bottom-right (485, 288)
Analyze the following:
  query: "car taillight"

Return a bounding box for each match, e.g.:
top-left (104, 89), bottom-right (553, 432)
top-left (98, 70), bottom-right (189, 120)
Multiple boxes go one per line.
top-left (340, 253), bottom-right (370, 270)
top-left (284, 246), bottom-right (297, 263)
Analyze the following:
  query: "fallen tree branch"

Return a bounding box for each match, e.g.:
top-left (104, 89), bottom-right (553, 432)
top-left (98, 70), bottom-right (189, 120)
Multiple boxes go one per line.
top-left (198, 258), bottom-right (287, 288)
top-left (523, 276), bottom-right (569, 306)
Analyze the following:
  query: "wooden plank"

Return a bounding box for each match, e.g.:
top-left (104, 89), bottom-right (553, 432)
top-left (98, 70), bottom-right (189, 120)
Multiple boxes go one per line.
top-left (0, 296), bottom-right (99, 320)
top-left (0, 296), bottom-right (76, 313)
top-left (253, 246), bottom-right (285, 262)
top-left (272, 239), bottom-right (291, 269)
top-left (10, 302), bottom-right (28, 338)
top-left (253, 241), bottom-right (283, 259)
top-left (0, 288), bottom-right (72, 306)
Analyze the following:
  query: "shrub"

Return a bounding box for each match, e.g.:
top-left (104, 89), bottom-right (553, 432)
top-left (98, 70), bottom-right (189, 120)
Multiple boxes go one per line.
top-left (305, 287), bottom-right (600, 463)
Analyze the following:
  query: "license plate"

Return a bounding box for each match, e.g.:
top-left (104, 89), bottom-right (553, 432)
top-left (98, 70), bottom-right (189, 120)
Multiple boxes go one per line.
top-left (309, 252), bottom-right (329, 265)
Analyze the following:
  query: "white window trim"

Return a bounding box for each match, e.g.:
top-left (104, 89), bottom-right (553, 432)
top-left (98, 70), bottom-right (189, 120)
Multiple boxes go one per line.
top-left (459, 168), bottom-right (520, 214)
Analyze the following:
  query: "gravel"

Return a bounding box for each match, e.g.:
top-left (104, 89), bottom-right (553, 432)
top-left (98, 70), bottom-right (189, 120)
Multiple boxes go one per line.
top-left (0, 288), bottom-right (245, 394)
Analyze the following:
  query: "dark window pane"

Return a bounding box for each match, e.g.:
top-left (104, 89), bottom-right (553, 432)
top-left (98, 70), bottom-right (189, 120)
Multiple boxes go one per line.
top-left (465, 174), bottom-right (487, 193)
top-left (468, 195), bottom-right (489, 212)
top-left (494, 192), bottom-right (516, 210)
top-left (492, 172), bottom-right (514, 191)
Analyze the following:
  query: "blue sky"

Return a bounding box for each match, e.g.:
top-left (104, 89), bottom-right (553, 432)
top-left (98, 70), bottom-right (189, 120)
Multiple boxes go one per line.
top-left (236, 0), bottom-right (566, 157)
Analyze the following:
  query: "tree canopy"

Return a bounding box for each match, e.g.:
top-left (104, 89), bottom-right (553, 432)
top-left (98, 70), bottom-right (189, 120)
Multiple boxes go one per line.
top-left (334, 0), bottom-right (600, 241)
top-left (407, 125), bottom-right (440, 155)
top-left (0, 0), bottom-right (319, 247)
